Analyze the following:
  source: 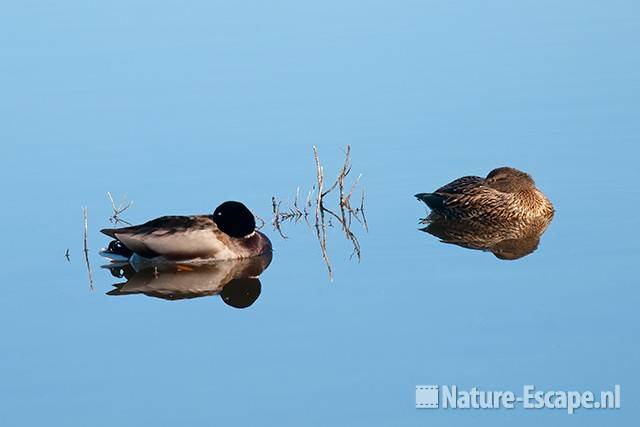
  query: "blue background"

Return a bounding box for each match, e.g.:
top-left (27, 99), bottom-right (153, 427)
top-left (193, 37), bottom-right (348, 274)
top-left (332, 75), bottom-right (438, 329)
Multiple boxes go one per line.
top-left (1, 1), bottom-right (638, 425)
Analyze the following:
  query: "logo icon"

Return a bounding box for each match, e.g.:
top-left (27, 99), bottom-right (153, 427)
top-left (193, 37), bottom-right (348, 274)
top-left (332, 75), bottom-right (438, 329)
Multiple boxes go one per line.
top-left (416, 385), bottom-right (439, 409)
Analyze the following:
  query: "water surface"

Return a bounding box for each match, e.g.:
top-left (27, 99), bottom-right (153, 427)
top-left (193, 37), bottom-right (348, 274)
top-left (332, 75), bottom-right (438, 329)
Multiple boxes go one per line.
top-left (1, 1), bottom-right (639, 426)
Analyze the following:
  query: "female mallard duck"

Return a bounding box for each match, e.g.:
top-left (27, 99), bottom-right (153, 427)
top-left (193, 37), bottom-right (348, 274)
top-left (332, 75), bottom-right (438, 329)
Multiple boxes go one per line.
top-left (100, 201), bottom-right (272, 263)
top-left (415, 167), bottom-right (554, 222)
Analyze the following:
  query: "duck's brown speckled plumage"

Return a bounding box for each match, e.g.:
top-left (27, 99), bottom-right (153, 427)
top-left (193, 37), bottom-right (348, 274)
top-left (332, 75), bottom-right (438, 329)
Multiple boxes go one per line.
top-left (416, 167), bottom-right (554, 223)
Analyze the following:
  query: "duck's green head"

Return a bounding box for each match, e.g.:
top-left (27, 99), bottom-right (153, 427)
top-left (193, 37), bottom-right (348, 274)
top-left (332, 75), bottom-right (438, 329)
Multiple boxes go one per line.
top-left (485, 167), bottom-right (535, 193)
top-left (213, 201), bottom-right (256, 238)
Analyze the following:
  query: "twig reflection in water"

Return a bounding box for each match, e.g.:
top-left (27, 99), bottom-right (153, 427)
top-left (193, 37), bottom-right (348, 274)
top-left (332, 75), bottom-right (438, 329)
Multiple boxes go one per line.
top-left (105, 252), bottom-right (272, 309)
top-left (272, 145), bottom-right (368, 281)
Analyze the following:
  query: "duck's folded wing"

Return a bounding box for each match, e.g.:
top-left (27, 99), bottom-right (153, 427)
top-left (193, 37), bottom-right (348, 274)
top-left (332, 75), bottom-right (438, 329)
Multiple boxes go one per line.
top-left (434, 176), bottom-right (484, 194)
top-left (100, 215), bottom-right (218, 259)
top-left (101, 216), bottom-right (199, 237)
top-left (415, 176), bottom-right (484, 210)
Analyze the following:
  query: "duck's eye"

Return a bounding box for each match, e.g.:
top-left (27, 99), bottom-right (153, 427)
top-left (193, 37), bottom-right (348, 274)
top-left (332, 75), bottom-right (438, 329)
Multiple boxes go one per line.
top-left (213, 201), bottom-right (256, 238)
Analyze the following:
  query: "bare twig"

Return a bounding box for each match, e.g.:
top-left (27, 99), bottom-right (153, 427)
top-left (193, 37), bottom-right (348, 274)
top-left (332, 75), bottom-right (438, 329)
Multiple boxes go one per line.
top-left (251, 209), bottom-right (266, 230)
top-left (292, 187), bottom-right (303, 216)
top-left (312, 146), bottom-right (335, 280)
top-left (271, 197), bottom-right (288, 239)
top-left (322, 205), bottom-right (361, 261)
top-left (271, 145), bottom-right (367, 281)
top-left (82, 207), bottom-right (94, 290)
top-left (305, 188), bottom-right (313, 214)
top-left (321, 145), bottom-right (351, 198)
top-left (359, 187), bottom-right (368, 232)
top-left (313, 146), bottom-right (324, 224)
top-left (107, 192), bottom-right (133, 226)
top-left (344, 173), bottom-right (362, 208)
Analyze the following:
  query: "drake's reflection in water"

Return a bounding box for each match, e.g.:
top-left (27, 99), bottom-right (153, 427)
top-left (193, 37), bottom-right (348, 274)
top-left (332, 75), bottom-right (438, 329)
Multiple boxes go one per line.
top-left (419, 216), bottom-right (553, 260)
top-left (104, 252), bottom-right (272, 308)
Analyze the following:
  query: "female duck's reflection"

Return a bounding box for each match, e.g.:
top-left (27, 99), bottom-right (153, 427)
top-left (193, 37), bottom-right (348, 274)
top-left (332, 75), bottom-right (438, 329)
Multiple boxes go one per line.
top-left (105, 252), bottom-right (272, 308)
top-left (419, 217), bottom-right (552, 260)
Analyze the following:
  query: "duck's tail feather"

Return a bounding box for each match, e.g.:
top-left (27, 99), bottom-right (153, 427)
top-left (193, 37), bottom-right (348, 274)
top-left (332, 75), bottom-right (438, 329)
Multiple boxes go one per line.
top-left (100, 228), bottom-right (118, 239)
top-left (106, 286), bottom-right (130, 296)
top-left (415, 192), bottom-right (446, 210)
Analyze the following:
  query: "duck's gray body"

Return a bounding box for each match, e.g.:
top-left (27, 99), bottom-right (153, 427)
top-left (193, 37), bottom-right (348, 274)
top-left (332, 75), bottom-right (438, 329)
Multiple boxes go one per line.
top-left (101, 215), bottom-right (272, 262)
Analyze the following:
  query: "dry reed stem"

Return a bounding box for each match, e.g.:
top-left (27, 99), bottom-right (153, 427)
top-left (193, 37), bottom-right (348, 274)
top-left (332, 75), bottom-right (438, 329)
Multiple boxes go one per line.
top-left (251, 209), bottom-right (266, 230)
top-left (107, 192), bottom-right (133, 225)
top-left (359, 187), bottom-right (368, 232)
top-left (271, 197), bottom-right (291, 239)
top-left (272, 145), bottom-right (367, 281)
top-left (82, 207), bottom-right (94, 290)
top-left (313, 146), bottom-right (324, 223)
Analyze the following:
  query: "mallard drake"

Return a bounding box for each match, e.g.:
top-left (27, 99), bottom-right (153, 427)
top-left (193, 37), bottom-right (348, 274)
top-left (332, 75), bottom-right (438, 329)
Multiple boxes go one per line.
top-left (100, 201), bottom-right (272, 263)
top-left (415, 167), bottom-right (554, 222)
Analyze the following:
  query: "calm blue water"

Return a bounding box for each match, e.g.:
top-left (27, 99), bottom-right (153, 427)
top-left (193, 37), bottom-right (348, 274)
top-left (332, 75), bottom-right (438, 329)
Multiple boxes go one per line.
top-left (1, 1), bottom-right (639, 425)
